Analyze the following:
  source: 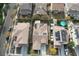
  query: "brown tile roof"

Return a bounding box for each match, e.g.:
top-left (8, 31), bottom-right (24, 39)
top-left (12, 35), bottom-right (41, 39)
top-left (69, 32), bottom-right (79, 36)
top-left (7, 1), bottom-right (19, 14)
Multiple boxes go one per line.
top-left (32, 35), bottom-right (41, 50)
top-left (52, 3), bottom-right (65, 11)
top-left (32, 22), bottom-right (48, 50)
top-left (12, 23), bottom-right (30, 47)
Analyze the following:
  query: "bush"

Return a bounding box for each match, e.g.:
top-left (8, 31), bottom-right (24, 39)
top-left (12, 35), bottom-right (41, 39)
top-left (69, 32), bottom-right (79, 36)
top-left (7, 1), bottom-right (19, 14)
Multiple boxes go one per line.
top-left (40, 14), bottom-right (50, 20)
top-left (49, 48), bottom-right (57, 55)
top-left (32, 14), bottom-right (50, 21)
top-left (49, 19), bottom-right (53, 23)
top-left (32, 14), bottom-right (41, 20)
top-left (68, 41), bottom-right (75, 48)
top-left (17, 17), bottom-right (31, 23)
top-left (70, 16), bottom-right (74, 19)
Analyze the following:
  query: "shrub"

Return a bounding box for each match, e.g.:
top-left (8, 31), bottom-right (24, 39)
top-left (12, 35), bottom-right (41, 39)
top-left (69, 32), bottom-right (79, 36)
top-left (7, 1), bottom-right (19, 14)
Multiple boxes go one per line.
top-left (32, 14), bottom-right (41, 20)
top-left (68, 41), bottom-right (75, 48)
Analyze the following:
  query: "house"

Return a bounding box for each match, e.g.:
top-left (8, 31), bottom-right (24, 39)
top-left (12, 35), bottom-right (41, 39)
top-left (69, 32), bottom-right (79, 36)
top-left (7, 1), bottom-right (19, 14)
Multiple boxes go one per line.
top-left (18, 3), bottom-right (32, 19)
top-left (72, 24), bottom-right (79, 46)
top-left (47, 3), bottom-right (51, 11)
top-left (68, 4), bottom-right (79, 20)
top-left (52, 26), bottom-right (69, 55)
top-left (33, 3), bottom-right (47, 15)
top-left (32, 21), bottom-right (48, 55)
top-left (52, 3), bottom-right (65, 11)
top-left (52, 3), bottom-right (65, 19)
top-left (32, 3), bottom-right (50, 21)
top-left (11, 23), bottom-right (30, 55)
top-left (53, 26), bottom-right (69, 47)
top-left (70, 24), bottom-right (79, 56)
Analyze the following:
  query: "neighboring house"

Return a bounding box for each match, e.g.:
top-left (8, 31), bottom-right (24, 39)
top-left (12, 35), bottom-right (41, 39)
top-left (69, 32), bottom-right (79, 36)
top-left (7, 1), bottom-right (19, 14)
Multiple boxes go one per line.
top-left (52, 3), bottom-right (65, 11)
top-left (33, 3), bottom-right (47, 15)
top-left (32, 21), bottom-right (48, 55)
top-left (68, 4), bottom-right (79, 20)
top-left (53, 26), bottom-right (69, 47)
top-left (70, 24), bottom-right (79, 56)
top-left (11, 23), bottom-right (30, 56)
top-left (53, 26), bottom-right (69, 55)
top-left (18, 3), bottom-right (32, 19)
top-left (52, 3), bottom-right (65, 19)
top-left (32, 3), bottom-right (50, 21)
top-left (73, 24), bottom-right (79, 46)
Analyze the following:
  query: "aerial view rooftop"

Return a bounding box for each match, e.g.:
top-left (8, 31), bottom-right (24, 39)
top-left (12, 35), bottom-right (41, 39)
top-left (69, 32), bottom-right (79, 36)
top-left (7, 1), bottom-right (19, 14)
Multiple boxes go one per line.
top-left (0, 3), bottom-right (79, 56)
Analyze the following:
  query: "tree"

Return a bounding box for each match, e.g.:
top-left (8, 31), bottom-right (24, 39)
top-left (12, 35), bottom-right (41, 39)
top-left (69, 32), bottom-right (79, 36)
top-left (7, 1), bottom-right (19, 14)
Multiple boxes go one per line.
top-left (70, 16), bottom-right (74, 19)
top-left (49, 48), bottom-right (57, 55)
top-left (68, 41), bottom-right (75, 48)
top-left (68, 40), bottom-right (77, 56)
top-left (0, 3), bottom-right (4, 12)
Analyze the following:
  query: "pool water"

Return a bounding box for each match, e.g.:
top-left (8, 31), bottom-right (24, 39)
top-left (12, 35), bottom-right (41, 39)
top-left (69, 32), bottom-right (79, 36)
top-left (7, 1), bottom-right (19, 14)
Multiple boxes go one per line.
top-left (60, 21), bottom-right (67, 27)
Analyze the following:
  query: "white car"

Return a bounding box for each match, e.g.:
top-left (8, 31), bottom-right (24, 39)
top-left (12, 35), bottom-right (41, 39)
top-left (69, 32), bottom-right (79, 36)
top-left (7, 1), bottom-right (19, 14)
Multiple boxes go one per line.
top-left (64, 49), bottom-right (68, 56)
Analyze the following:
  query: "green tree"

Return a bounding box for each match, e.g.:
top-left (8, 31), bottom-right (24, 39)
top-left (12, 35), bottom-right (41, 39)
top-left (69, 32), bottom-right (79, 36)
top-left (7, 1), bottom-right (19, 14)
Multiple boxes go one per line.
top-left (70, 16), bottom-right (74, 19)
top-left (68, 41), bottom-right (75, 48)
top-left (0, 3), bottom-right (4, 13)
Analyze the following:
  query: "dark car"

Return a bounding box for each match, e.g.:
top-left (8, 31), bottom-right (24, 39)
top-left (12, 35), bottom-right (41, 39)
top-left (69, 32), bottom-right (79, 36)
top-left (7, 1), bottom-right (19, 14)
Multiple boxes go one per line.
top-left (8, 27), bottom-right (13, 32)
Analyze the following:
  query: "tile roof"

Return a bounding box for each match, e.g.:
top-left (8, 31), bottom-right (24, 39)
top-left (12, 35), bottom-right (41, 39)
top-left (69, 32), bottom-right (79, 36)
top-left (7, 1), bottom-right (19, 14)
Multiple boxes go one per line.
top-left (52, 3), bottom-right (65, 11)
top-left (34, 3), bottom-right (47, 15)
top-left (18, 3), bottom-right (32, 15)
top-left (12, 23), bottom-right (30, 47)
top-left (32, 21), bottom-right (48, 50)
top-left (69, 4), bottom-right (79, 11)
top-left (53, 26), bottom-right (69, 47)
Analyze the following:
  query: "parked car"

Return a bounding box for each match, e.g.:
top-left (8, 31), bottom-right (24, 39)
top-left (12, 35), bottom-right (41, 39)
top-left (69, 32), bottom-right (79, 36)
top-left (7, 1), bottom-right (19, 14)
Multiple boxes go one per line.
top-left (8, 26), bottom-right (13, 32)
